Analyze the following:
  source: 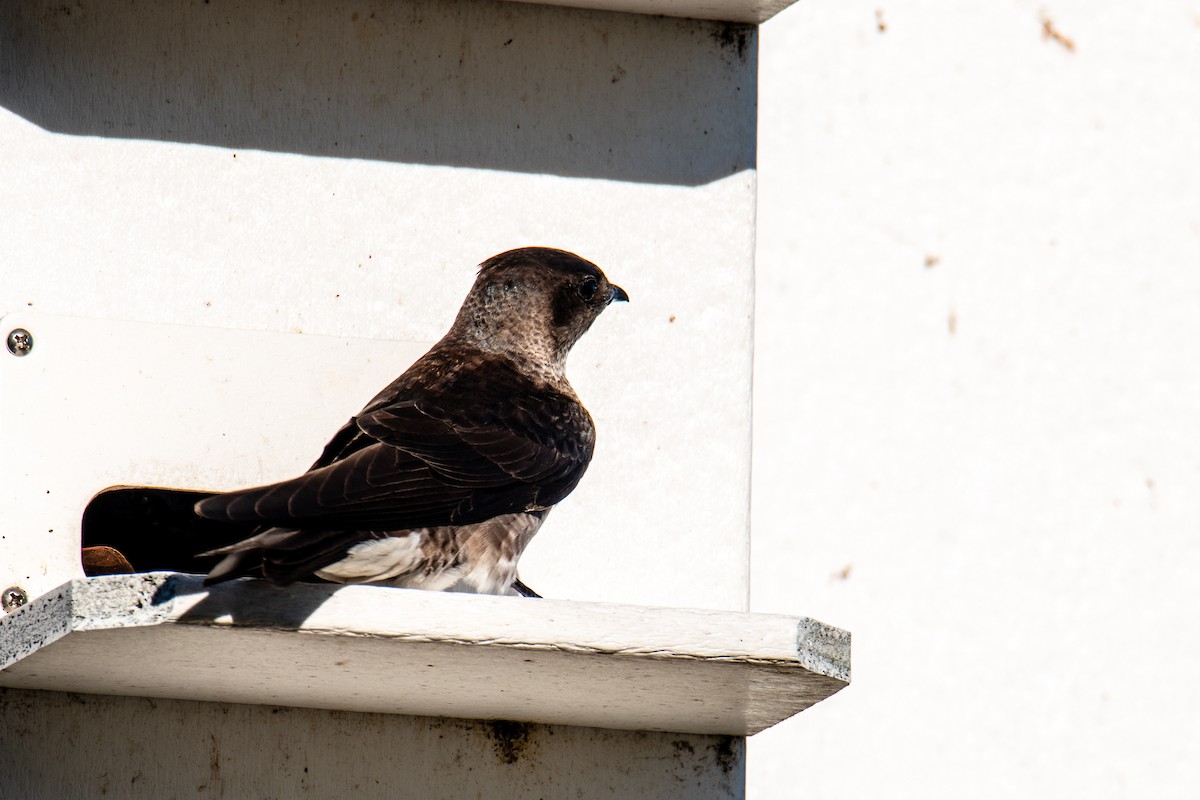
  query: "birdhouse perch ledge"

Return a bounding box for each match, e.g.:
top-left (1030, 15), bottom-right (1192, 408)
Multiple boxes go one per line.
top-left (0, 572), bottom-right (848, 736)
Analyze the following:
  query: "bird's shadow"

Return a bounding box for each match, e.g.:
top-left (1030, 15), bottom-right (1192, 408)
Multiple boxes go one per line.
top-left (83, 487), bottom-right (330, 628)
top-left (151, 573), bottom-right (340, 631)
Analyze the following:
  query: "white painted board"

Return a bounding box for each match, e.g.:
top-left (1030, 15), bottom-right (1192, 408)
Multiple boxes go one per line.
top-left (0, 0), bottom-right (759, 612)
top-left (0, 312), bottom-right (430, 604)
top-left (0, 688), bottom-right (747, 800)
top-left (0, 573), bottom-right (849, 736)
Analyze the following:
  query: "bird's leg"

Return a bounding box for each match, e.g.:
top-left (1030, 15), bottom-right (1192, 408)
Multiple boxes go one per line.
top-left (512, 578), bottom-right (541, 598)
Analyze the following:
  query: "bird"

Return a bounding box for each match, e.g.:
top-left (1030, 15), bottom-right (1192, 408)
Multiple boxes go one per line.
top-left (195, 247), bottom-right (628, 597)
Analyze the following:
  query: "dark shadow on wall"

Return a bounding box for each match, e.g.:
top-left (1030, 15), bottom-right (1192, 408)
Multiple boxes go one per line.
top-left (0, 0), bottom-right (756, 186)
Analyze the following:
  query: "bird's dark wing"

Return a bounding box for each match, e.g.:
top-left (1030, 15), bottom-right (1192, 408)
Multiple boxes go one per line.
top-left (195, 376), bottom-right (594, 531)
top-left (306, 416), bottom-right (374, 470)
top-left (355, 397), bottom-right (592, 519)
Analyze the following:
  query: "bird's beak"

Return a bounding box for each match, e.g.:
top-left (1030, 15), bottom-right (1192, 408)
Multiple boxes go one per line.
top-left (609, 284), bottom-right (630, 303)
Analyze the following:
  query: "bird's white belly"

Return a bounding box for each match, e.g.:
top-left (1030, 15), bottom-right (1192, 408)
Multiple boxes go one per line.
top-left (442, 555), bottom-right (520, 596)
top-left (312, 512), bottom-right (543, 596)
top-left (313, 533), bottom-right (429, 584)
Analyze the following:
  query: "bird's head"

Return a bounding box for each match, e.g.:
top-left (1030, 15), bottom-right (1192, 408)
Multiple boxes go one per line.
top-left (450, 247), bottom-right (628, 374)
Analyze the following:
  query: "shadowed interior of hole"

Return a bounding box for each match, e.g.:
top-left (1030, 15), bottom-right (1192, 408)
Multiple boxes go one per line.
top-left (81, 487), bottom-right (257, 577)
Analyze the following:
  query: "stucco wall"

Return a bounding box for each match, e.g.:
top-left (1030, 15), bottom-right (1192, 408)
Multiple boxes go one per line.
top-left (750, 2), bottom-right (1199, 797)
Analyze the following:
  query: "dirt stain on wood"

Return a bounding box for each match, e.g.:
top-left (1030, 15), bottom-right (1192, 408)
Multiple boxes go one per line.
top-left (486, 719), bottom-right (534, 765)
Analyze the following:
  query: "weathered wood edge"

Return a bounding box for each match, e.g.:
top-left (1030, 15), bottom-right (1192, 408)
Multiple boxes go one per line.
top-left (2, 573), bottom-right (850, 680)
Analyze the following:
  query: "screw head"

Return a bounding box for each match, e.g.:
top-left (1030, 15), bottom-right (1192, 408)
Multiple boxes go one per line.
top-left (6, 328), bottom-right (33, 357)
top-left (1, 586), bottom-right (28, 612)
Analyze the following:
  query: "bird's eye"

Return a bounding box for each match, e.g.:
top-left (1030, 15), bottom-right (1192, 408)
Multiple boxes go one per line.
top-left (577, 277), bottom-right (599, 301)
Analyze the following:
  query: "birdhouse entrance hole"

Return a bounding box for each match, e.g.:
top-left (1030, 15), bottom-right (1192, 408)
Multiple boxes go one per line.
top-left (80, 486), bottom-right (253, 578)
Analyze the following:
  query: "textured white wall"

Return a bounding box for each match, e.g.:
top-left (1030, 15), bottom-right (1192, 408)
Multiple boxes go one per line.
top-left (750, 1), bottom-right (1200, 797)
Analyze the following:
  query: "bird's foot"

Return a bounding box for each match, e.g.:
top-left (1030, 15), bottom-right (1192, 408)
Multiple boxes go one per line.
top-left (512, 579), bottom-right (541, 598)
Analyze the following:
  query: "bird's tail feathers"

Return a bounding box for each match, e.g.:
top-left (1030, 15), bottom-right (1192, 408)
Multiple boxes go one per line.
top-left (200, 527), bottom-right (302, 585)
top-left (201, 526), bottom-right (380, 586)
top-left (197, 527), bottom-right (301, 557)
top-left (203, 550), bottom-right (260, 585)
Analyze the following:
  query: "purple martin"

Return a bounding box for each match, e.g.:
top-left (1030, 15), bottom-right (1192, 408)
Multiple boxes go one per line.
top-left (196, 247), bottom-right (627, 596)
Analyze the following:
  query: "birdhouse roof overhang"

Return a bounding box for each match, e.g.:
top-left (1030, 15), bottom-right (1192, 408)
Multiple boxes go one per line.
top-left (512, 0), bottom-right (796, 24)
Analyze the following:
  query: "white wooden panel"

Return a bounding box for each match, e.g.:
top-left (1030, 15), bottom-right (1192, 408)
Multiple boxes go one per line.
top-left (0, 312), bottom-right (430, 604)
top-left (0, 0), bottom-right (758, 612)
top-left (0, 0), bottom-right (756, 185)
top-left (0, 574), bottom-right (849, 736)
top-left (0, 688), bottom-right (746, 800)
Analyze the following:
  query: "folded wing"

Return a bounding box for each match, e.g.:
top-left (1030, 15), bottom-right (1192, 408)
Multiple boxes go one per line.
top-left (195, 391), bottom-right (594, 531)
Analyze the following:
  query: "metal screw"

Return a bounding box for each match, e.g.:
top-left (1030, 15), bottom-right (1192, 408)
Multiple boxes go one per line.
top-left (6, 328), bottom-right (33, 357)
top-left (1, 586), bottom-right (28, 612)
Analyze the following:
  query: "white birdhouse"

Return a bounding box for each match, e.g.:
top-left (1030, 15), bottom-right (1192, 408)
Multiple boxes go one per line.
top-left (0, 0), bottom-right (847, 796)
